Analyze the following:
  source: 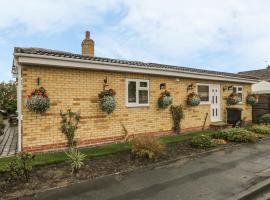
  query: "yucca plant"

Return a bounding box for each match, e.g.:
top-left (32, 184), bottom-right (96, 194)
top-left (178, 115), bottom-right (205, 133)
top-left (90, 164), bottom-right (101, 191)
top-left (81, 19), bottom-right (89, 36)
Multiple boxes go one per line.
top-left (65, 148), bottom-right (86, 174)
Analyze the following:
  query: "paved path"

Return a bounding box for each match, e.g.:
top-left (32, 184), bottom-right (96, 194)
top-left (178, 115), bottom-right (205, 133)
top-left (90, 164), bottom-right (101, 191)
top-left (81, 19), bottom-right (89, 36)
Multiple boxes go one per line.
top-left (0, 121), bottom-right (18, 157)
top-left (22, 140), bottom-right (270, 200)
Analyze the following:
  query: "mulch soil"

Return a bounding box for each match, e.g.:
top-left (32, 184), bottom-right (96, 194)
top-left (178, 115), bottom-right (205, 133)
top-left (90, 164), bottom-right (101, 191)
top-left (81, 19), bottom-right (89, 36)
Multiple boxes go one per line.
top-left (0, 140), bottom-right (235, 199)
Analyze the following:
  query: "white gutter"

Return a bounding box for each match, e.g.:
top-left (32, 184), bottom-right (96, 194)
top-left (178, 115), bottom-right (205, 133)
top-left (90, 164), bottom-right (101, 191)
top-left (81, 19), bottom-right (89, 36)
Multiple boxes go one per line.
top-left (14, 53), bottom-right (258, 84)
top-left (14, 57), bottom-right (22, 152)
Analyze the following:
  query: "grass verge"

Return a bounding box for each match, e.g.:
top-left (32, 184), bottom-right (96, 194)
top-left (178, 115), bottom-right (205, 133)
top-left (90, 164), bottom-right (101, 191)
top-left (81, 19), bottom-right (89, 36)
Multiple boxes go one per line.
top-left (0, 129), bottom-right (217, 172)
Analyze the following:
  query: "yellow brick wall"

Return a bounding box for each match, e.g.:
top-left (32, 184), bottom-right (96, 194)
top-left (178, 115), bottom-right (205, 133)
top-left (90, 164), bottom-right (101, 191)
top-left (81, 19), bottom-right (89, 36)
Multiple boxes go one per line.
top-left (21, 65), bottom-right (252, 149)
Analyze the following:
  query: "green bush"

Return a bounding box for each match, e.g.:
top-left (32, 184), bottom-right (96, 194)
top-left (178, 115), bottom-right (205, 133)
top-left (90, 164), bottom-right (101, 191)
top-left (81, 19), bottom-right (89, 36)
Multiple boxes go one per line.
top-left (212, 128), bottom-right (257, 143)
top-left (190, 135), bottom-right (214, 149)
top-left (65, 148), bottom-right (86, 174)
top-left (247, 124), bottom-right (270, 135)
top-left (0, 81), bottom-right (17, 115)
top-left (170, 105), bottom-right (184, 134)
top-left (258, 113), bottom-right (270, 124)
top-left (0, 116), bottom-right (5, 135)
top-left (9, 152), bottom-right (35, 182)
top-left (131, 136), bottom-right (165, 160)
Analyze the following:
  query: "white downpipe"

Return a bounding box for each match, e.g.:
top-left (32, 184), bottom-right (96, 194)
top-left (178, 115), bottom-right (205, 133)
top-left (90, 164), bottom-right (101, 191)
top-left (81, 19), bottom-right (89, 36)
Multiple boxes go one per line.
top-left (16, 61), bottom-right (22, 152)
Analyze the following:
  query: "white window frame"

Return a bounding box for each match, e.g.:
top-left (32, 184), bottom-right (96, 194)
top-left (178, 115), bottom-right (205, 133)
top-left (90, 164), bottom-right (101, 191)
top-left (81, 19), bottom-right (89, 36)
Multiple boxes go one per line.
top-left (126, 79), bottom-right (150, 107)
top-left (197, 83), bottom-right (210, 105)
top-left (233, 86), bottom-right (243, 103)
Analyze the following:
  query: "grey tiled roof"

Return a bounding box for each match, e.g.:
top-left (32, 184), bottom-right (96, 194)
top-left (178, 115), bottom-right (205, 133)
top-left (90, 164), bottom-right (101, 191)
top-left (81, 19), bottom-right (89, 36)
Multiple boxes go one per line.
top-left (239, 67), bottom-right (270, 81)
top-left (14, 47), bottom-right (259, 80)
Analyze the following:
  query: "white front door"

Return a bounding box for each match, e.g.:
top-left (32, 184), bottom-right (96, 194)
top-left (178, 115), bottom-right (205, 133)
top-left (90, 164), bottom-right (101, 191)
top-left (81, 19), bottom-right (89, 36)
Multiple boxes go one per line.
top-left (210, 84), bottom-right (221, 122)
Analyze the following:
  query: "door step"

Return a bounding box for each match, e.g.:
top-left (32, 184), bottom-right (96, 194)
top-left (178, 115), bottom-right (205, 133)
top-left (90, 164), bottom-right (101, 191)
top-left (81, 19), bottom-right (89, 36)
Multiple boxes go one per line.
top-left (210, 121), bottom-right (232, 130)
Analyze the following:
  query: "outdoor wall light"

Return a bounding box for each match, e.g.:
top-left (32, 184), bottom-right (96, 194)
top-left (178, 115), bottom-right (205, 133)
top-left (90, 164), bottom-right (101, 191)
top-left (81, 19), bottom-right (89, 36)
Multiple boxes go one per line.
top-left (187, 83), bottom-right (195, 92)
top-left (160, 83), bottom-right (166, 90)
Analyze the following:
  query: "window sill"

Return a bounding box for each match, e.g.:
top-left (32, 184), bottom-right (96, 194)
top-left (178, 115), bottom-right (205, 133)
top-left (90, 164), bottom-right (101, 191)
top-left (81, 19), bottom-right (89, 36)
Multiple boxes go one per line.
top-left (126, 104), bottom-right (150, 108)
top-left (199, 102), bottom-right (211, 105)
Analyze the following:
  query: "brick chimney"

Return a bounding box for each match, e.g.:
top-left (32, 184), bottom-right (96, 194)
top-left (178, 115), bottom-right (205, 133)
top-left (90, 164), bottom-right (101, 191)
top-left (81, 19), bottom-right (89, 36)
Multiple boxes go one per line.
top-left (81, 31), bottom-right (94, 56)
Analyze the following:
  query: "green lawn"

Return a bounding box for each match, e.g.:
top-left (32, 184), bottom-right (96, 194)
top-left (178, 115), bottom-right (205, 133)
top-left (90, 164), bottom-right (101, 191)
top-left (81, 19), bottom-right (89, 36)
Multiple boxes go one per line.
top-left (0, 129), bottom-right (217, 172)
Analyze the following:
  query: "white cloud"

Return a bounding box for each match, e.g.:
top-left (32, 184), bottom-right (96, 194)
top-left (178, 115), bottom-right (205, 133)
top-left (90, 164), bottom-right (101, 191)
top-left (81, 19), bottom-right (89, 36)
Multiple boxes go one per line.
top-left (118, 0), bottom-right (270, 70)
top-left (1, 0), bottom-right (270, 74)
top-left (0, 0), bottom-right (120, 33)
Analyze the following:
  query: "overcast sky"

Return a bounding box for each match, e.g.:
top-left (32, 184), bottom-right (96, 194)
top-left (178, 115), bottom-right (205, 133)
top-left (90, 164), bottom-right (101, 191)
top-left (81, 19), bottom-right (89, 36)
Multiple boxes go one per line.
top-left (0, 0), bottom-right (269, 81)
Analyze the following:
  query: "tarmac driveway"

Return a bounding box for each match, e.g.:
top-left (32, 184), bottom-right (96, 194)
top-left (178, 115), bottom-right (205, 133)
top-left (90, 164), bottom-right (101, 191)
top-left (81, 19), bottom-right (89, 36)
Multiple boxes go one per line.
top-left (21, 139), bottom-right (270, 200)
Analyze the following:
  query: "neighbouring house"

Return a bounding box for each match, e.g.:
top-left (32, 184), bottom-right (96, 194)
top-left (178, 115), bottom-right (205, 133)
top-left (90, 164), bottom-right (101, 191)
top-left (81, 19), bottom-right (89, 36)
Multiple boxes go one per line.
top-left (12, 31), bottom-right (258, 152)
top-left (239, 67), bottom-right (270, 121)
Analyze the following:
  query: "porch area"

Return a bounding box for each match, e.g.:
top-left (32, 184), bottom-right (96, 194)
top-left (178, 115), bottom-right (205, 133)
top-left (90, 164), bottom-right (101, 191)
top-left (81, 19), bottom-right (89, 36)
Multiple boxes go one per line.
top-left (0, 121), bottom-right (18, 157)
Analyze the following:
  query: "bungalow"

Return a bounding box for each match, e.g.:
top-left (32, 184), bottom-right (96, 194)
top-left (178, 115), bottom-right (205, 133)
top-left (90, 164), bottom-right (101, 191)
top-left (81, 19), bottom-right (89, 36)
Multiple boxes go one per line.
top-left (12, 31), bottom-right (258, 152)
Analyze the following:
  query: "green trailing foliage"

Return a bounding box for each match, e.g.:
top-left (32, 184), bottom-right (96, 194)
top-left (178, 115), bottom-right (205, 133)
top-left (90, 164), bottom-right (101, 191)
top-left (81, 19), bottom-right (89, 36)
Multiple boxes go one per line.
top-left (9, 152), bottom-right (35, 182)
top-left (212, 128), bottom-right (257, 143)
top-left (65, 148), bottom-right (86, 174)
top-left (60, 109), bottom-right (81, 147)
top-left (246, 94), bottom-right (257, 106)
top-left (131, 136), bottom-right (165, 160)
top-left (170, 105), bottom-right (184, 134)
top-left (98, 89), bottom-right (116, 114)
top-left (26, 87), bottom-right (50, 113)
top-left (246, 124), bottom-right (270, 135)
top-left (158, 90), bottom-right (172, 108)
top-left (187, 92), bottom-right (201, 106)
top-left (0, 81), bottom-right (17, 115)
top-left (190, 134), bottom-right (215, 149)
top-left (257, 113), bottom-right (270, 124)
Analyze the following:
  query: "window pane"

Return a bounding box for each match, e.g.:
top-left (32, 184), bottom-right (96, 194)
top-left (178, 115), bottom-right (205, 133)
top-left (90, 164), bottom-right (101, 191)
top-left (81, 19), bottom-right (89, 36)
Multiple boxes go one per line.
top-left (198, 85), bottom-right (209, 102)
top-left (237, 93), bottom-right (243, 102)
top-left (140, 82), bottom-right (148, 87)
top-left (238, 87), bottom-right (243, 91)
top-left (128, 81), bottom-right (136, 103)
top-left (233, 87), bottom-right (237, 93)
top-left (139, 90), bottom-right (148, 104)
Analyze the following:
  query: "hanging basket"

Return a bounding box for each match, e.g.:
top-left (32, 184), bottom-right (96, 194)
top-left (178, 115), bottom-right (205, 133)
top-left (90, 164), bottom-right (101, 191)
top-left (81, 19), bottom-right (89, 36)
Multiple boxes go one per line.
top-left (158, 90), bottom-right (173, 108)
top-left (246, 94), bottom-right (257, 106)
top-left (98, 89), bottom-right (116, 114)
top-left (187, 92), bottom-right (201, 106)
top-left (26, 87), bottom-right (50, 113)
top-left (226, 92), bottom-right (240, 105)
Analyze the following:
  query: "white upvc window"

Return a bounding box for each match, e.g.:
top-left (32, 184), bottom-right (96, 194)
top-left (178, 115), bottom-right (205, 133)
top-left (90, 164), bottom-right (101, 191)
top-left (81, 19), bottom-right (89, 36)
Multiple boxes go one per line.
top-left (233, 86), bottom-right (243, 103)
top-left (197, 83), bottom-right (210, 104)
top-left (126, 79), bottom-right (149, 107)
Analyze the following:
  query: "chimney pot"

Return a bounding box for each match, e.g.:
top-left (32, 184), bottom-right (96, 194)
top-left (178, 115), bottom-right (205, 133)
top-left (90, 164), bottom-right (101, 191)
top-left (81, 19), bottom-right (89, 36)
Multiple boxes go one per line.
top-left (81, 30), bottom-right (94, 56)
top-left (85, 31), bottom-right (90, 39)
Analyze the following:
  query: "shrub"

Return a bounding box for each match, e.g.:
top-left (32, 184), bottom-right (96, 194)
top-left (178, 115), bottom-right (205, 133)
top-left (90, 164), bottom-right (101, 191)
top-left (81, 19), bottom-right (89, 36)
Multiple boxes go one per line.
top-left (170, 105), bottom-right (184, 134)
top-left (246, 94), bottom-right (257, 106)
top-left (187, 92), bottom-right (201, 106)
top-left (26, 87), bottom-right (50, 113)
top-left (131, 136), bottom-right (165, 160)
top-left (258, 113), bottom-right (270, 124)
top-left (247, 124), bottom-right (270, 135)
top-left (98, 89), bottom-right (116, 114)
top-left (211, 138), bottom-right (227, 145)
top-left (190, 135), bottom-right (214, 149)
top-left (9, 152), bottom-right (35, 182)
top-left (0, 115), bottom-right (5, 136)
top-left (158, 90), bottom-right (172, 108)
top-left (60, 109), bottom-right (81, 147)
top-left (65, 148), bottom-right (86, 174)
top-left (0, 81), bottom-right (17, 115)
top-left (212, 128), bottom-right (257, 143)
top-left (226, 92), bottom-right (240, 105)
